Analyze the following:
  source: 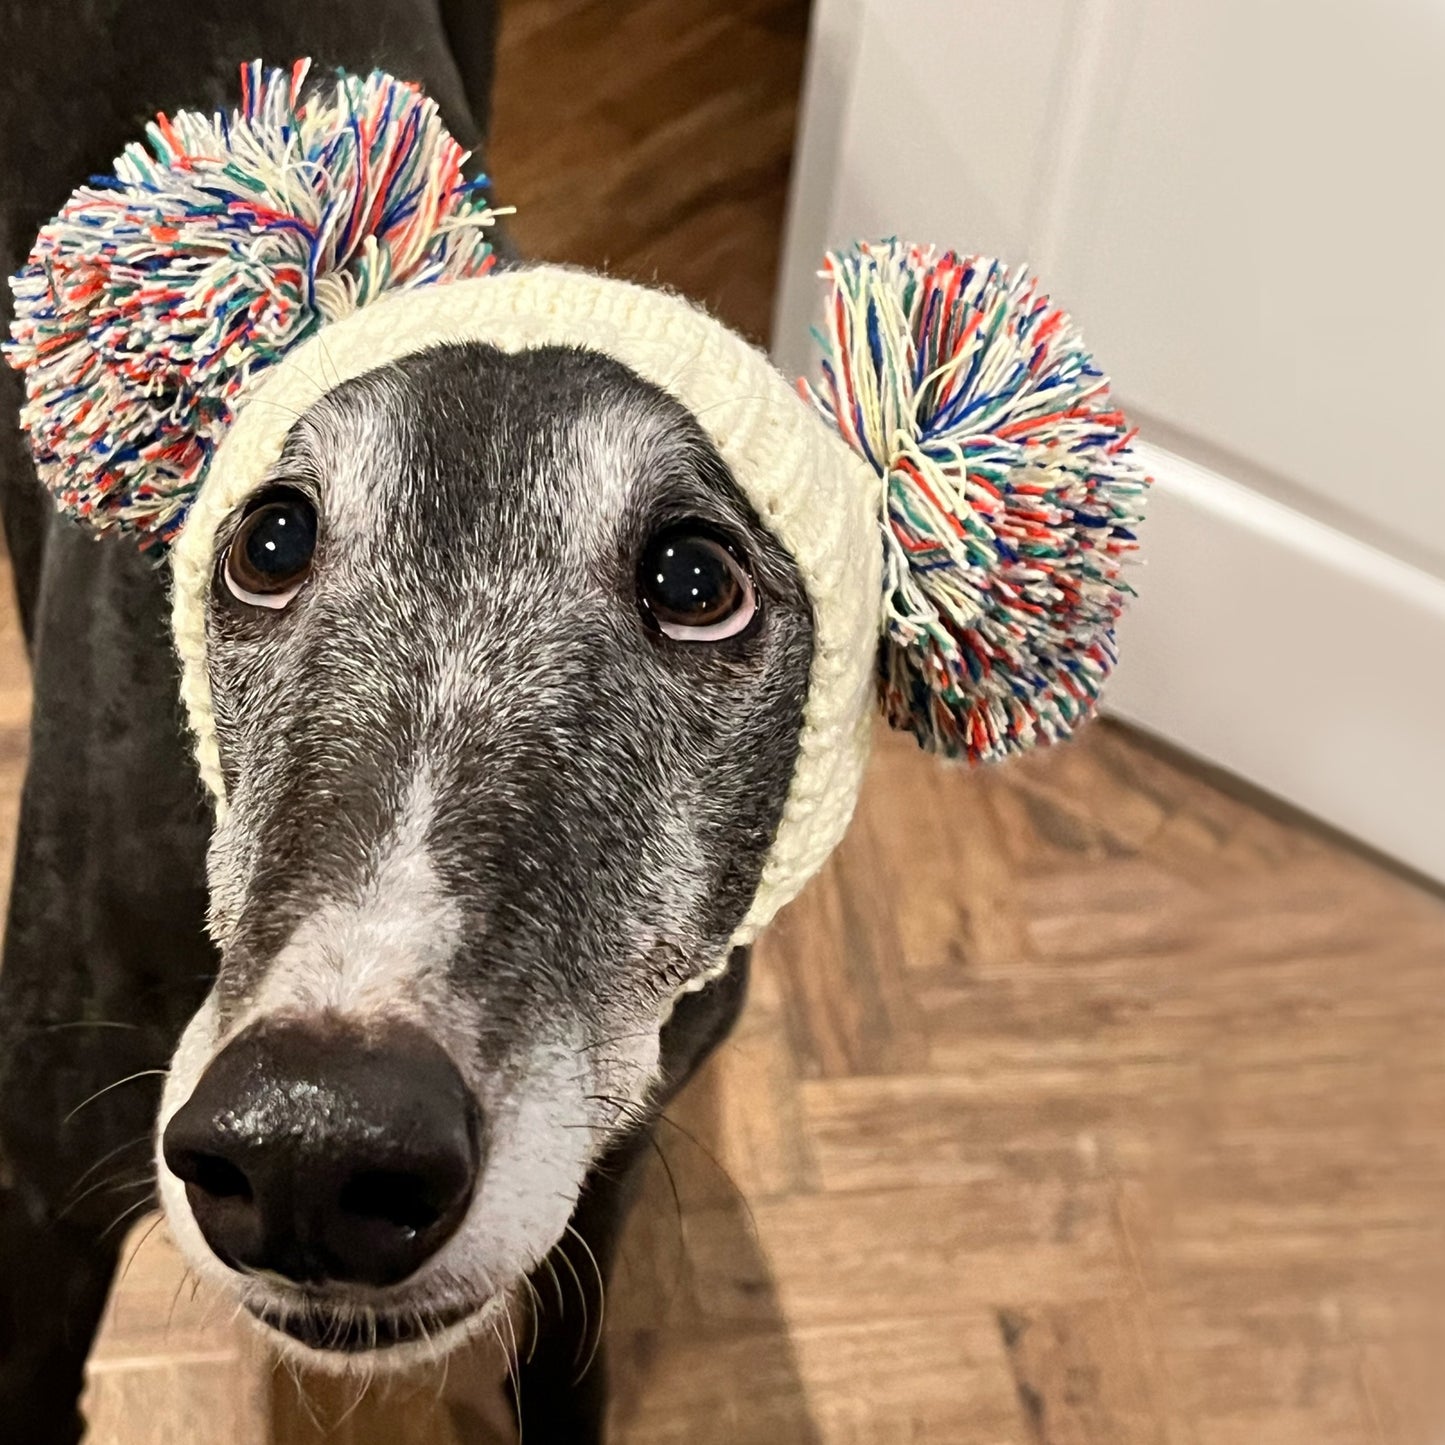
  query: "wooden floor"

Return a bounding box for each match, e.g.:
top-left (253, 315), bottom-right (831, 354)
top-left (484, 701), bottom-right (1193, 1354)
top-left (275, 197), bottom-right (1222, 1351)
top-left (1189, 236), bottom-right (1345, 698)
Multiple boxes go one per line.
top-left (7, 0), bottom-right (1445, 1440)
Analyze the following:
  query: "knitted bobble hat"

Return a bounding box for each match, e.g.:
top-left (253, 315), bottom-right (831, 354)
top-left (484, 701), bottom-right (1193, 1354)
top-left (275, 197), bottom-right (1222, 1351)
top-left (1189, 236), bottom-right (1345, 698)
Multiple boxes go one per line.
top-left (6, 61), bottom-right (1149, 944)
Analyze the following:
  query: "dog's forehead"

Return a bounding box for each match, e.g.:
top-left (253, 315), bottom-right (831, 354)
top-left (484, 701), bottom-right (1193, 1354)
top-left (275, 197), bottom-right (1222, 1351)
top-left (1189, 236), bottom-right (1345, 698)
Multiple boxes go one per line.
top-left (283, 342), bottom-right (731, 565)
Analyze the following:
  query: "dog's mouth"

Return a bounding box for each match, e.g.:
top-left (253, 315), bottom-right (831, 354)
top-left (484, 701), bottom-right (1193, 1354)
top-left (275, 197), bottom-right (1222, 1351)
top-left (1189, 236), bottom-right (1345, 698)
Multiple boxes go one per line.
top-left (248, 1295), bottom-right (483, 1353)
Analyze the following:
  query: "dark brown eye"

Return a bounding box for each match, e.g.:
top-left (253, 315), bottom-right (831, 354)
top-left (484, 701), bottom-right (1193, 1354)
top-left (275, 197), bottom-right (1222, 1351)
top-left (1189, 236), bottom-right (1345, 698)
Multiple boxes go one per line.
top-left (222, 488), bottom-right (318, 610)
top-left (638, 525), bottom-right (757, 641)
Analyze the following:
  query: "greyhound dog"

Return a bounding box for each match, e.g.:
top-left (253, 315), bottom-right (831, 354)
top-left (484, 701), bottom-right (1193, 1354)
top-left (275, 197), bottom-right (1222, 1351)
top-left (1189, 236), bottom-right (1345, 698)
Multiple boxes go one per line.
top-left (0, 4), bottom-right (808, 1442)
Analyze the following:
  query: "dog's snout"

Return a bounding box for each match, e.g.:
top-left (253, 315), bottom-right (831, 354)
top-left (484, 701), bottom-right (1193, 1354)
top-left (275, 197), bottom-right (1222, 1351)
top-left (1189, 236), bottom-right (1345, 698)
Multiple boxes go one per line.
top-left (162, 1018), bottom-right (480, 1289)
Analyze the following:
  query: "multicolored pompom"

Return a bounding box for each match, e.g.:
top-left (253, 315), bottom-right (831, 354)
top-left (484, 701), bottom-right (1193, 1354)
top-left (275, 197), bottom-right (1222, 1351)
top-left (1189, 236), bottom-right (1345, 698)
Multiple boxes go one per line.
top-left (804, 240), bottom-right (1150, 764)
top-left (6, 59), bottom-right (501, 545)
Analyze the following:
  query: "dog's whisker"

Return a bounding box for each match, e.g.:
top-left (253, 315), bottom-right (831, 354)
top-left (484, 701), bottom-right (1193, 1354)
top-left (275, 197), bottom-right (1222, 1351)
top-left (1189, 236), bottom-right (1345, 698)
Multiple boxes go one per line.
top-left (40, 1019), bottom-right (142, 1033)
top-left (64, 1067), bottom-right (168, 1123)
top-left (552, 1240), bottom-right (589, 1368)
top-left (315, 335), bottom-right (343, 393)
top-left (493, 1317), bottom-right (523, 1442)
top-left (434, 1341), bottom-right (452, 1407)
top-left (591, 1091), bottom-right (754, 1237)
top-left (690, 392), bottom-right (773, 420)
top-left (329, 1361), bottom-right (373, 1429)
top-left (71, 1170), bottom-right (158, 1229)
top-left (507, 1298), bottom-right (527, 1401)
top-left (519, 1274), bottom-right (543, 1364)
top-left (290, 1352), bottom-right (325, 1435)
top-left (541, 1254), bottom-right (566, 1319)
top-left (640, 1130), bottom-right (690, 1304)
top-left (242, 396), bottom-right (307, 425)
top-left (659, 340), bottom-right (709, 393)
top-left (654, 1108), bottom-right (757, 1237)
top-left (166, 1265), bottom-right (198, 1336)
top-left (63, 1130), bottom-right (151, 1195)
top-left (118, 1210), bottom-right (165, 1288)
top-left (564, 1222), bottom-right (607, 1384)
top-left (99, 1192), bottom-right (154, 1240)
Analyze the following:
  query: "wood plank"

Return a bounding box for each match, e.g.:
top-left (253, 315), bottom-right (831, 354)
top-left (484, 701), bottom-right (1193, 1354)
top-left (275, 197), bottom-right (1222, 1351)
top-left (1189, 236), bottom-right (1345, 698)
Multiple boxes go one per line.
top-left (997, 1299), bottom-right (1169, 1445)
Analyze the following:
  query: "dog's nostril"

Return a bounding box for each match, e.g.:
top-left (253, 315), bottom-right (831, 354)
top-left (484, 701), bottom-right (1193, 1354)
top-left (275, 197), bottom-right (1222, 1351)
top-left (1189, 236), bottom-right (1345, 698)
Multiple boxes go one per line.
top-left (175, 1151), bottom-right (253, 1203)
top-left (340, 1170), bottom-right (445, 1235)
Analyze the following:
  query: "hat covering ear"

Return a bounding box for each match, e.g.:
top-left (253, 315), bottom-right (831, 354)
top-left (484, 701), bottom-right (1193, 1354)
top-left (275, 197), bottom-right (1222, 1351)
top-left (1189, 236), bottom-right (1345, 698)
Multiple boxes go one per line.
top-left (6, 59), bottom-right (500, 545)
top-left (806, 242), bottom-right (1148, 762)
top-left (6, 62), bottom-right (1148, 944)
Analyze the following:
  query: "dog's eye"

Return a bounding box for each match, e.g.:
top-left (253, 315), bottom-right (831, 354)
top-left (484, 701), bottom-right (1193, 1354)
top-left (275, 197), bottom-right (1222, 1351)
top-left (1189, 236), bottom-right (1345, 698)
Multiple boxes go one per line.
top-left (638, 525), bottom-right (757, 641)
top-left (222, 489), bottom-right (318, 610)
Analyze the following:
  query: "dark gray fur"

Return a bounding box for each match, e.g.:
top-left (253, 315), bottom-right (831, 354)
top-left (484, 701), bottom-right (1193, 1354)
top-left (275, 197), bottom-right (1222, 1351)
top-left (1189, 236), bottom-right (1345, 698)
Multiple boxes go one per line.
top-left (205, 346), bottom-right (809, 1018)
top-left (0, 5), bottom-right (813, 1443)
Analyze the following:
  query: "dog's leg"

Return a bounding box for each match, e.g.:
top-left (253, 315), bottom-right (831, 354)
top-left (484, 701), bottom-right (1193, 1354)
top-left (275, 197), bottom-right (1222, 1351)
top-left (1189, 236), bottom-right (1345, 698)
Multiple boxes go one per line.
top-left (0, 523), bottom-right (215, 1444)
top-left (0, 1196), bottom-right (127, 1445)
top-left (0, 1004), bottom-right (197, 1445)
top-left (0, 973), bottom-right (198, 1445)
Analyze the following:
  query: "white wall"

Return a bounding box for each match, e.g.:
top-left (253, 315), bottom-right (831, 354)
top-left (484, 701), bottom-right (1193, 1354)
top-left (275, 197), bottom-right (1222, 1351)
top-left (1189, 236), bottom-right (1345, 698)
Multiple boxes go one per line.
top-left (775, 0), bottom-right (1444, 881)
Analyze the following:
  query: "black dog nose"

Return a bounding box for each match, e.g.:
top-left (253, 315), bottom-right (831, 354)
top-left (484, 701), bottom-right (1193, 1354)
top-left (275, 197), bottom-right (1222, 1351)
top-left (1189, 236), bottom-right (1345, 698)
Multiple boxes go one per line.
top-left (163, 1018), bottom-right (480, 1288)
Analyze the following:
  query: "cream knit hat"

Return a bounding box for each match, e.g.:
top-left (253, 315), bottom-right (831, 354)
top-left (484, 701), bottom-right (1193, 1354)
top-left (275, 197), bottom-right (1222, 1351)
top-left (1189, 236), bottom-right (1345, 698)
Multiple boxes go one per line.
top-left (6, 63), bottom-right (1149, 947)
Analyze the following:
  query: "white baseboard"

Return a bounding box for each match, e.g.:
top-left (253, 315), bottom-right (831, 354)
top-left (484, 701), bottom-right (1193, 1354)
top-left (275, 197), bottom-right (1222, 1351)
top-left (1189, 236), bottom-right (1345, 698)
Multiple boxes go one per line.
top-left (1106, 443), bottom-right (1445, 884)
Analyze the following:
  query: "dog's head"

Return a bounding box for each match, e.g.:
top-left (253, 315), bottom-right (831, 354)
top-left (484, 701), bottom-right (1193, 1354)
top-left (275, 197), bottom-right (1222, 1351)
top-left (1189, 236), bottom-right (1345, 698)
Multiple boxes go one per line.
top-left (154, 318), bottom-right (853, 1364)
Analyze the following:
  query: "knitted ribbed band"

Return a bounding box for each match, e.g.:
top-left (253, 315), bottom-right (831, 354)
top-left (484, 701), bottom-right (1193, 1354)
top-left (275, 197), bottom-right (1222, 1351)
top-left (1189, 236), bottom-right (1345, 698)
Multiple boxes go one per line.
top-left (170, 267), bottom-right (882, 944)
